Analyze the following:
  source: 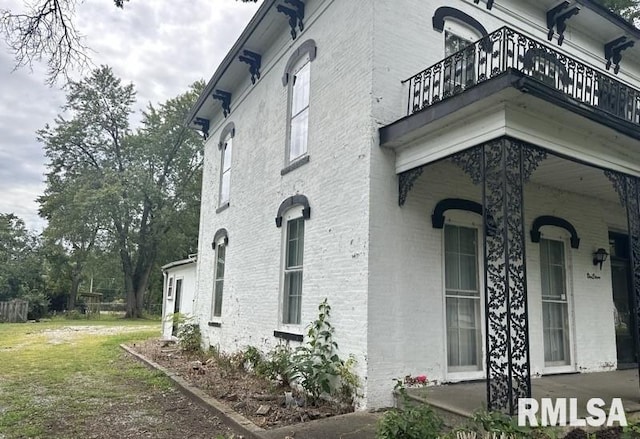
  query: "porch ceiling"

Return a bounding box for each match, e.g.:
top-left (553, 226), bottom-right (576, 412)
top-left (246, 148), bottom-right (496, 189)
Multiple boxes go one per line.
top-left (530, 154), bottom-right (619, 205)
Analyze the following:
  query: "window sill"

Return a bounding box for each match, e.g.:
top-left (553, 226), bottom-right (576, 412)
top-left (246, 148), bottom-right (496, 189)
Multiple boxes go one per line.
top-left (281, 155), bottom-right (310, 176)
top-left (273, 330), bottom-right (303, 342)
top-left (208, 321), bottom-right (222, 328)
top-left (216, 202), bottom-right (230, 214)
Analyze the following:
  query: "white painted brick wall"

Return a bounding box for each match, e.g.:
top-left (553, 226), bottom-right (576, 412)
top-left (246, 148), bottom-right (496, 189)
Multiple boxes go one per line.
top-left (193, 0), bottom-right (375, 407)
top-left (367, 158), bottom-right (627, 408)
top-left (191, 0), bottom-right (639, 410)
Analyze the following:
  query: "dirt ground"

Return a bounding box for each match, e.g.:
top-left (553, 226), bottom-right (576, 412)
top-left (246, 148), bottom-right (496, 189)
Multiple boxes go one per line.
top-left (46, 373), bottom-right (241, 439)
top-left (132, 339), bottom-right (352, 430)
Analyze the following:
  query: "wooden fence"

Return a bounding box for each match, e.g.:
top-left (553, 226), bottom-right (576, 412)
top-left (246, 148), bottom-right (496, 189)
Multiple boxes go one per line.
top-left (0, 299), bottom-right (29, 323)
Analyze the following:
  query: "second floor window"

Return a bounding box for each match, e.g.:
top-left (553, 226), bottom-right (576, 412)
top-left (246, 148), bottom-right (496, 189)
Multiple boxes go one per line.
top-left (288, 59), bottom-right (310, 163)
top-left (444, 21), bottom-right (479, 93)
top-left (219, 134), bottom-right (232, 206)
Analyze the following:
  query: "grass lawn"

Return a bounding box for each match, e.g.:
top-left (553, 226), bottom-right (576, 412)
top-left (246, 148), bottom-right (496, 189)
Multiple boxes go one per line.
top-left (0, 317), bottom-right (166, 438)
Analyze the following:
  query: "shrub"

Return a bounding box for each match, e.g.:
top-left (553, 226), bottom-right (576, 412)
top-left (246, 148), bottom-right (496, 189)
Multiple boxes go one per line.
top-left (23, 290), bottom-right (50, 320)
top-left (178, 323), bottom-right (202, 354)
top-left (288, 299), bottom-right (343, 404)
top-left (376, 403), bottom-right (444, 439)
top-left (257, 343), bottom-right (293, 386)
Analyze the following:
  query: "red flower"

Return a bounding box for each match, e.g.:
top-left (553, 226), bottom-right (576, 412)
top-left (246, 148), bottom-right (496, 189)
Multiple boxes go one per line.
top-left (416, 375), bottom-right (427, 383)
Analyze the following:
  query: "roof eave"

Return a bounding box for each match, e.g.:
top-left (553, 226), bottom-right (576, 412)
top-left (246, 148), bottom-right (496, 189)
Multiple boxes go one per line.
top-left (577, 0), bottom-right (640, 39)
top-left (185, 0), bottom-right (278, 127)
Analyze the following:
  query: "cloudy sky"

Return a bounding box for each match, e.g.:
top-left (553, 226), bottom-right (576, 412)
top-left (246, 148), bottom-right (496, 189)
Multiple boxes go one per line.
top-left (0, 0), bottom-right (260, 231)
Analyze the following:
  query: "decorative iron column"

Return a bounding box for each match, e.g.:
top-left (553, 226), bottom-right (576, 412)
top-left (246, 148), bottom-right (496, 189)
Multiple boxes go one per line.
top-left (451, 137), bottom-right (545, 414)
top-left (605, 171), bottom-right (640, 386)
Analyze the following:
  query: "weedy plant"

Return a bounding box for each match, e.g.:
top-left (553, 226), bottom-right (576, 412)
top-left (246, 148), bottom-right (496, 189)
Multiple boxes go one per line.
top-left (288, 299), bottom-right (344, 404)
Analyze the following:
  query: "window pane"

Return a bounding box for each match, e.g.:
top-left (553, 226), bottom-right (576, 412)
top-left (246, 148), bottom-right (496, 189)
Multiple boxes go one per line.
top-left (290, 108), bottom-right (308, 161)
top-left (216, 245), bottom-right (226, 280)
top-left (222, 139), bottom-right (232, 171)
top-left (459, 227), bottom-right (476, 254)
top-left (292, 62), bottom-right (310, 115)
top-left (445, 252), bottom-right (459, 290)
top-left (459, 255), bottom-right (477, 291)
top-left (549, 240), bottom-right (564, 265)
top-left (284, 271), bottom-right (302, 324)
top-left (445, 31), bottom-right (473, 56)
top-left (214, 280), bottom-right (224, 317)
top-left (220, 170), bottom-right (230, 204)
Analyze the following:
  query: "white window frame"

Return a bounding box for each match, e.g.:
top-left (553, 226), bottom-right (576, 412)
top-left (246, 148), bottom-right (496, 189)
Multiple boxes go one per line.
top-left (219, 133), bottom-right (232, 207)
top-left (538, 233), bottom-right (575, 374)
top-left (211, 238), bottom-right (226, 320)
top-left (167, 276), bottom-right (174, 300)
top-left (442, 216), bottom-right (486, 382)
top-left (286, 56), bottom-right (311, 165)
top-left (279, 206), bottom-right (305, 330)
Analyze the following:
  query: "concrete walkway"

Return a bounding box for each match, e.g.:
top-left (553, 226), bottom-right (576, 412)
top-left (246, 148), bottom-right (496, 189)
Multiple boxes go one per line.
top-left (260, 411), bottom-right (380, 439)
top-left (410, 369), bottom-right (640, 419)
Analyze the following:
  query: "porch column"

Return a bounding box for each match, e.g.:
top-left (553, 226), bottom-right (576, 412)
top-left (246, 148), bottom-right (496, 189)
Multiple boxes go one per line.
top-left (482, 138), bottom-right (534, 414)
top-left (606, 172), bottom-right (640, 388)
top-left (451, 137), bottom-right (546, 413)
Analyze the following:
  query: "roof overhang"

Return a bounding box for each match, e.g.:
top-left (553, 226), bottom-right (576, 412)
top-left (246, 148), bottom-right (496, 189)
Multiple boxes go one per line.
top-left (162, 256), bottom-right (197, 271)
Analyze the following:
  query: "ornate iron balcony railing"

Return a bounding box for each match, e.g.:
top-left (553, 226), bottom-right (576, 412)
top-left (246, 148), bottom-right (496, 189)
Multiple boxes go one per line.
top-left (404, 26), bottom-right (640, 125)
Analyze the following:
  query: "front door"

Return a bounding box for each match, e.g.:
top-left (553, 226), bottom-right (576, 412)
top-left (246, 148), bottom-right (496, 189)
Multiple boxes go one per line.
top-left (610, 232), bottom-right (636, 368)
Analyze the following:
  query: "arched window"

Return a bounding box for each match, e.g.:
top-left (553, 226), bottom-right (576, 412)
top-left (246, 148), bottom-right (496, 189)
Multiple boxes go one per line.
top-left (282, 40), bottom-right (316, 169)
top-left (276, 195), bottom-right (311, 326)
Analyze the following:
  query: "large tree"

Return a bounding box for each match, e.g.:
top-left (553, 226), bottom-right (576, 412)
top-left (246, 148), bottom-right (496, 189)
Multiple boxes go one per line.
top-left (0, 213), bottom-right (43, 302)
top-left (39, 174), bottom-right (104, 310)
top-left (39, 66), bottom-right (204, 317)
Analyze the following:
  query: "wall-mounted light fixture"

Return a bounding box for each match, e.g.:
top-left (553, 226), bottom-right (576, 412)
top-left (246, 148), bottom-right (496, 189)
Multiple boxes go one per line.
top-left (593, 248), bottom-right (609, 270)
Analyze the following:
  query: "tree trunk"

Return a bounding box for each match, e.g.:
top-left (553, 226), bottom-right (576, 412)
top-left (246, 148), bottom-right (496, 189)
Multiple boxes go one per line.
top-left (67, 276), bottom-right (80, 311)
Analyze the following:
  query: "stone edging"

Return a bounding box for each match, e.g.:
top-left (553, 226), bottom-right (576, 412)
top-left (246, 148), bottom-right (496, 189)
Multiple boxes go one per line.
top-left (120, 344), bottom-right (266, 439)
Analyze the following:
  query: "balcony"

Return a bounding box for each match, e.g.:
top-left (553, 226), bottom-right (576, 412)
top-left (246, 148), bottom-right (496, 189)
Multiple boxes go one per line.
top-left (404, 26), bottom-right (640, 126)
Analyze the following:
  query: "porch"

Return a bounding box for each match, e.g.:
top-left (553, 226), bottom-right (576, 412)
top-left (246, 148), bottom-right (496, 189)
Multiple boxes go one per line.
top-left (407, 369), bottom-right (640, 419)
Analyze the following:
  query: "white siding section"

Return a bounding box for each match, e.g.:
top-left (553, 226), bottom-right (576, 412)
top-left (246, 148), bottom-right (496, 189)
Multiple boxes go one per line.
top-left (162, 262), bottom-right (198, 339)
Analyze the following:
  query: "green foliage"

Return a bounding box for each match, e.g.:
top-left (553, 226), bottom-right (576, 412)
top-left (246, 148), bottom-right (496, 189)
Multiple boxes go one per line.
top-left (623, 420), bottom-right (640, 438)
top-left (376, 402), bottom-right (444, 439)
top-left (288, 299), bottom-right (356, 405)
top-left (596, 0), bottom-right (640, 22)
top-left (337, 355), bottom-right (362, 406)
top-left (177, 323), bottom-right (202, 354)
top-left (254, 343), bottom-right (294, 386)
top-left (470, 409), bottom-right (532, 438)
top-left (38, 66), bottom-right (205, 318)
top-left (23, 290), bottom-right (50, 320)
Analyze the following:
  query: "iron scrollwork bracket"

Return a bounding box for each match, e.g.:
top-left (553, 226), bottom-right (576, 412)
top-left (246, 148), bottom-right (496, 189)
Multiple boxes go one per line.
top-left (398, 166), bottom-right (425, 206)
top-left (546, 2), bottom-right (580, 46)
top-left (472, 0), bottom-right (494, 10)
top-left (605, 37), bottom-right (635, 75)
top-left (212, 90), bottom-right (232, 117)
top-left (193, 117), bottom-right (210, 140)
top-left (238, 50), bottom-right (262, 84)
top-left (277, 0), bottom-right (305, 40)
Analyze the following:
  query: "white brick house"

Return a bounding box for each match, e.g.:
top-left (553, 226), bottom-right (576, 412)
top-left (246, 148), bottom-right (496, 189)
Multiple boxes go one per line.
top-left (187, 0), bottom-right (640, 412)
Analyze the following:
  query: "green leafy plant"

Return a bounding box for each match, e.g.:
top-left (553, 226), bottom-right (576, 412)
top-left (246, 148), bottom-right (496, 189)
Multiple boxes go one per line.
top-left (376, 401), bottom-right (444, 439)
top-left (256, 343), bottom-right (293, 386)
top-left (623, 420), bottom-right (640, 438)
top-left (288, 299), bottom-right (344, 404)
top-left (338, 355), bottom-right (362, 406)
top-left (242, 345), bottom-right (264, 371)
top-left (177, 323), bottom-right (202, 354)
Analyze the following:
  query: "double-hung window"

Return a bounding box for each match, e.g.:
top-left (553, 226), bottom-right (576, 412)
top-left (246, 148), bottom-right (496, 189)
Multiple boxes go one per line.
top-left (283, 216), bottom-right (305, 325)
top-left (443, 21), bottom-right (478, 94)
top-left (219, 134), bottom-right (232, 207)
top-left (444, 224), bottom-right (482, 372)
top-left (540, 238), bottom-right (571, 366)
top-left (212, 243), bottom-right (226, 318)
top-left (288, 59), bottom-right (310, 163)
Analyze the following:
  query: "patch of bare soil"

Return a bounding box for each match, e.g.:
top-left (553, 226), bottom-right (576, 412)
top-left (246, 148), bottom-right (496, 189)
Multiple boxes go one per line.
top-left (132, 339), bottom-right (353, 430)
top-left (41, 325), bottom-right (153, 344)
top-left (44, 355), bottom-right (240, 439)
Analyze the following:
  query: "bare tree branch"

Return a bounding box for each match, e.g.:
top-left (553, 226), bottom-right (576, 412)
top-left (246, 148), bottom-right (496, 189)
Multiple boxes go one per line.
top-left (0, 0), bottom-right (128, 86)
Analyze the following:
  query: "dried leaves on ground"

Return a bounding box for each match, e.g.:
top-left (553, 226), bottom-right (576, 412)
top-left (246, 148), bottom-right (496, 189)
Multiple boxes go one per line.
top-left (133, 339), bottom-right (353, 429)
